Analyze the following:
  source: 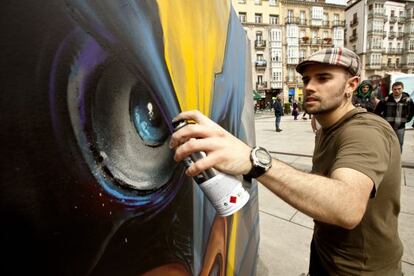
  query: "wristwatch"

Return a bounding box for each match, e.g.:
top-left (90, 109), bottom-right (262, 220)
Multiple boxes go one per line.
top-left (243, 146), bottom-right (272, 180)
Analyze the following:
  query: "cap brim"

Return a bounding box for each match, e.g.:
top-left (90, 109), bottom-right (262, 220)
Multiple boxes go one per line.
top-left (295, 60), bottom-right (322, 74)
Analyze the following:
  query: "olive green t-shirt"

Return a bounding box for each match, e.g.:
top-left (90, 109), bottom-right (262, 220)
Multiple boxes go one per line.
top-left (312, 108), bottom-right (403, 276)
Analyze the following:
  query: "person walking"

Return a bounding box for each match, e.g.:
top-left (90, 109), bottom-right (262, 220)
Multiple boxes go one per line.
top-left (302, 110), bottom-right (312, 120)
top-left (353, 80), bottom-right (376, 112)
top-left (170, 47), bottom-right (403, 275)
top-left (292, 100), bottom-right (299, 120)
top-left (374, 81), bottom-right (414, 152)
top-left (273, 97), bottom-right (283, 132)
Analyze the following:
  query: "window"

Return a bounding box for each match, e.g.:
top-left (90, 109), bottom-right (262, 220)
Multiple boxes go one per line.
top-left (334, 14), bottom-right (339, 21)
top-left (256, 31), bottom-right (263, 41)
top-left (288, 10), bottom-right (294, 19)
top-left (300, 11), bottom-right (306, 24)
top-left (269, 28), bottom-right (281, 42)
top-left (269, 0), bottom-right (277, 6)
top-left (255, 13), bottom-right (262, 24)
top-left (257, 54), bottom-right (264, 61)
top-left (239, 12), bottom-right (246, 23)
top-left (257, 75), bottom-right (263, 84)
top-left (254, 0), bottom-right (262, 5)
top-left (270, 15), bottom-right (279, 25)
top-left (238, 0), bottom-right (246, 3)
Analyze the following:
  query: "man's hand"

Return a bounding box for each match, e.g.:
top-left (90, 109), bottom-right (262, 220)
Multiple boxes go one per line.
top-left (170, 110), bottom-right (252, 177)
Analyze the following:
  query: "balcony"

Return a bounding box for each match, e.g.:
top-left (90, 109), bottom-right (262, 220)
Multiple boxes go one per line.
top-left (332, 20), bottom-right (345, 27)
top-left (285, 77), bottom-right (298, 85)
top-left (322, 20), bottom-right (330, 28)
top-left (255, 40), bottom-right (267, 49)
top-left (300, 36), bottom-right (310, 45)
top-left (349, 34), bottom-right (358, 42)
top-left (256, 81), bottom-right (268, 90)
top-left (255, 60), bottom-right (267, 69)
top-left (368, 30), bottom-right (383, 36)
top-left (398, 16), bottom-right (406, 24)
top-left (365, 62), bottom-right (382, 70)
top-left (387, 48), bottom-right (403, 55)
top-left (299, 18), bottom-right (307, 26)
top-left (270, 81), bottom-right (283, 89)
top-left (368, 10), bottom-right (385, 19)
top-left (388, 31), bottom-right (396, 39)
top-left (311, 38), bottom-right (322, 45)
top-left (285, 16), bottom-right (300, 25)
top-left (389, 16), bottom-right (397, 24)
top-left (322, 38), bottom-right (333, 47)
top-left (368, 45), bottom-right (382, 52)
top-left (397, 32), bottom-right (404, 40)
top-left (350, 19), bottom-right (359, 27)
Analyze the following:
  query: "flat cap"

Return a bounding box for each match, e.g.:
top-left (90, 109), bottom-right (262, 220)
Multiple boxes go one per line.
top-left (296, 47), bottom-right (361, 76)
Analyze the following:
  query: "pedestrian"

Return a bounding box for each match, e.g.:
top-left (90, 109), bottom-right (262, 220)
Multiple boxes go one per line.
top-left (292, 100), bottom-right (299, 120)
top-left (353, 80), bottom-right (376, 112)
top-left (301, 110), bottom-right (312, 120)
top-left (374, 81), bottom-right (414, 152)
top-left (273, 97), bottom-right (283, 132)
top-left (170, 47), bottom-right (403, 275)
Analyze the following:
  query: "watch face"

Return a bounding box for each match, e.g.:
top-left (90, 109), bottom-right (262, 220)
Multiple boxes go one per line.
top-left (256, 148), bottom-right (271, 165)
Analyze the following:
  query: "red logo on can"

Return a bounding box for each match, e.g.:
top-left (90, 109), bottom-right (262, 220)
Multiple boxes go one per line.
top-left (230, 196), bottom-right (237, 203)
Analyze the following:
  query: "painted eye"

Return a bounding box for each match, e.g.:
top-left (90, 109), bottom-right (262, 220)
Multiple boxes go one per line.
top-left (130, 86), bottom-right (169, 147)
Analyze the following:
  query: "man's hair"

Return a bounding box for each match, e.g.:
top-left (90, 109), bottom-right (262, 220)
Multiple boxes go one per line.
top-left (392, 81), bottom-right (404, 88)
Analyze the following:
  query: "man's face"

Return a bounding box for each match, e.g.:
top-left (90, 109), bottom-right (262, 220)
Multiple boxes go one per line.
top-left (392, 84), bottom-right (403, 98)
top-left (361, 85), bottom-right (370, 94)
top-left (301, 64), bottom-right (350, 115)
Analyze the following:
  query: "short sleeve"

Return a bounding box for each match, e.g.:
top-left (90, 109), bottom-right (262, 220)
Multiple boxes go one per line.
top-left (331, 124), bottom-right (391, 192)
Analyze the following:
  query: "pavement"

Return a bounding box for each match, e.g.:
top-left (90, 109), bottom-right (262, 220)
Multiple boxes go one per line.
top-left (253, 110), bottom-right (414, 276)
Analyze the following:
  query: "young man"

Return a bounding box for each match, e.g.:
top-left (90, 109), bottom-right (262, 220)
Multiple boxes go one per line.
top-left (170, 48), bottom-right (403, 275)
top-left (374, 81), bottom-right (414, 152)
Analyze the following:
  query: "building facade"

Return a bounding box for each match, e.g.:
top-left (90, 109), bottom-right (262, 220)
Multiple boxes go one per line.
top-left (232, 0), bottom-right (346, 106)
top-left (346, 0), bottom-right (414, 82)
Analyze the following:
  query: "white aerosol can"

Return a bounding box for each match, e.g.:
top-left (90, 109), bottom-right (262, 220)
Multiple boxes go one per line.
top-left (172, 120), bottom-right (250, 217)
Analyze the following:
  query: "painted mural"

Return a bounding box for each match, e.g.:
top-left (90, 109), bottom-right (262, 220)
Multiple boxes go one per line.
top-left (0, 0), bottom-right (259, 275)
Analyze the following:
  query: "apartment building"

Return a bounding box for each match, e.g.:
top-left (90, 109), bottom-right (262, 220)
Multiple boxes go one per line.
top-left (232, 0), bottom-right (346, 105)
top-left (346, 0), bottom-right (414, 82)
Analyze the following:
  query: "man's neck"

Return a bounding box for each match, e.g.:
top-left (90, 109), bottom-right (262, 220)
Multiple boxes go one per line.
top-left (393, 94), bottom-right (403, 102)
top-left (316, 104), bottom-right (355, 129)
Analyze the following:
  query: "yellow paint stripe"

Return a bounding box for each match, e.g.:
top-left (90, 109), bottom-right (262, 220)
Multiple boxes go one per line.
top-left (156, 0), bottom-right (230, 116)
top-left (226, 212), bottom-right (238, 275)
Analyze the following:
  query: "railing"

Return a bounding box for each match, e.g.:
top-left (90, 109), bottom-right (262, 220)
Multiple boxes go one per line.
top-left (331, 20), bottom-right (345, 27)
top-left (389, 16), bottom-right (397, 24)
top-left (322, 20), bottom-right (330, 28)
top-left (367, 30), bottom-right (383, 36)
top-left (368, 10), bottom-right (385, 19)
top-left (398, 16), bottom-right (406, 24)
top-left (349, 34), bottom-right (358, 42)
top-left (311, 38), bottom-right (322, 45)
top-left (255, 60), bottom-right (267, 69)
top-left (299, 18), bottom-right (307, 26)
top-left (350, 19), bottom-right (358, 27)
top-left (285, 17), bottom-right (300, 24)
top-left (255, 40), bottom-right (267, 49)
top-left (365, 62), bottom-right (382, 69)
top-left (388, 31), bottom-right (396, 39)
top-left (397, 32), bottom-right (404, 39)
top-left (256, 81), bottom-right (268, 90)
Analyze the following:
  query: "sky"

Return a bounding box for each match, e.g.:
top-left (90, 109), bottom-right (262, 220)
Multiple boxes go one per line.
top-left (325, 0), bottom-right (347, 5)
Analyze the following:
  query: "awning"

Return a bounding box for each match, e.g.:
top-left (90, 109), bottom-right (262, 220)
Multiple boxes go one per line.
top-left (253, 90), bottom-right (262, 100)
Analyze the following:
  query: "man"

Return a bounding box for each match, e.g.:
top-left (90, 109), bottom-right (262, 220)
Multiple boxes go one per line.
top-left (170, 48), bottom-right (403, 275)
top-left (353, 80), bottom-right (376, 112)
top-left (273, 96), bottom-right (283, 132)
top-left (375, 81), bottom-right (414, 152)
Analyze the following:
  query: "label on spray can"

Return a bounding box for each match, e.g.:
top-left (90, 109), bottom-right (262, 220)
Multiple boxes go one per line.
top-left (172, 119), bottom-right (250, 217)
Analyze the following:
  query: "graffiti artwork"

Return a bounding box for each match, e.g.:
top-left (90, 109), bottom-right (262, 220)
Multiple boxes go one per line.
top-left (0, 1), bottom-right (259, 275)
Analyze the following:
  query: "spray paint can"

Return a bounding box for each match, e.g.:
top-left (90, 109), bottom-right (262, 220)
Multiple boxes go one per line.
top-left (172, 120), bottom-right (250, 217)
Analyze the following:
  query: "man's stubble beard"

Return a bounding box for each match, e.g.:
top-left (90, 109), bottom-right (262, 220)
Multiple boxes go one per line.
top-left (304, 82), bottom-right (347, 115)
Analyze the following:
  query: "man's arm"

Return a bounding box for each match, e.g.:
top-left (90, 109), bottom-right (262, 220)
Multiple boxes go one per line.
top-left (407, 97), bottom-right (414, 123)
top-left (171, 110), bottom-right (373, 230)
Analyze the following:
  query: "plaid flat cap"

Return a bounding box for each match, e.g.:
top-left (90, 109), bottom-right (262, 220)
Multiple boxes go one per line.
top-left (296, 47), bottom-right (361, 76)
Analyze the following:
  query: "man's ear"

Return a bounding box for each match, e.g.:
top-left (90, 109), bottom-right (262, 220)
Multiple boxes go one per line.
top-left (347, 76), bottom-right (359, 92)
